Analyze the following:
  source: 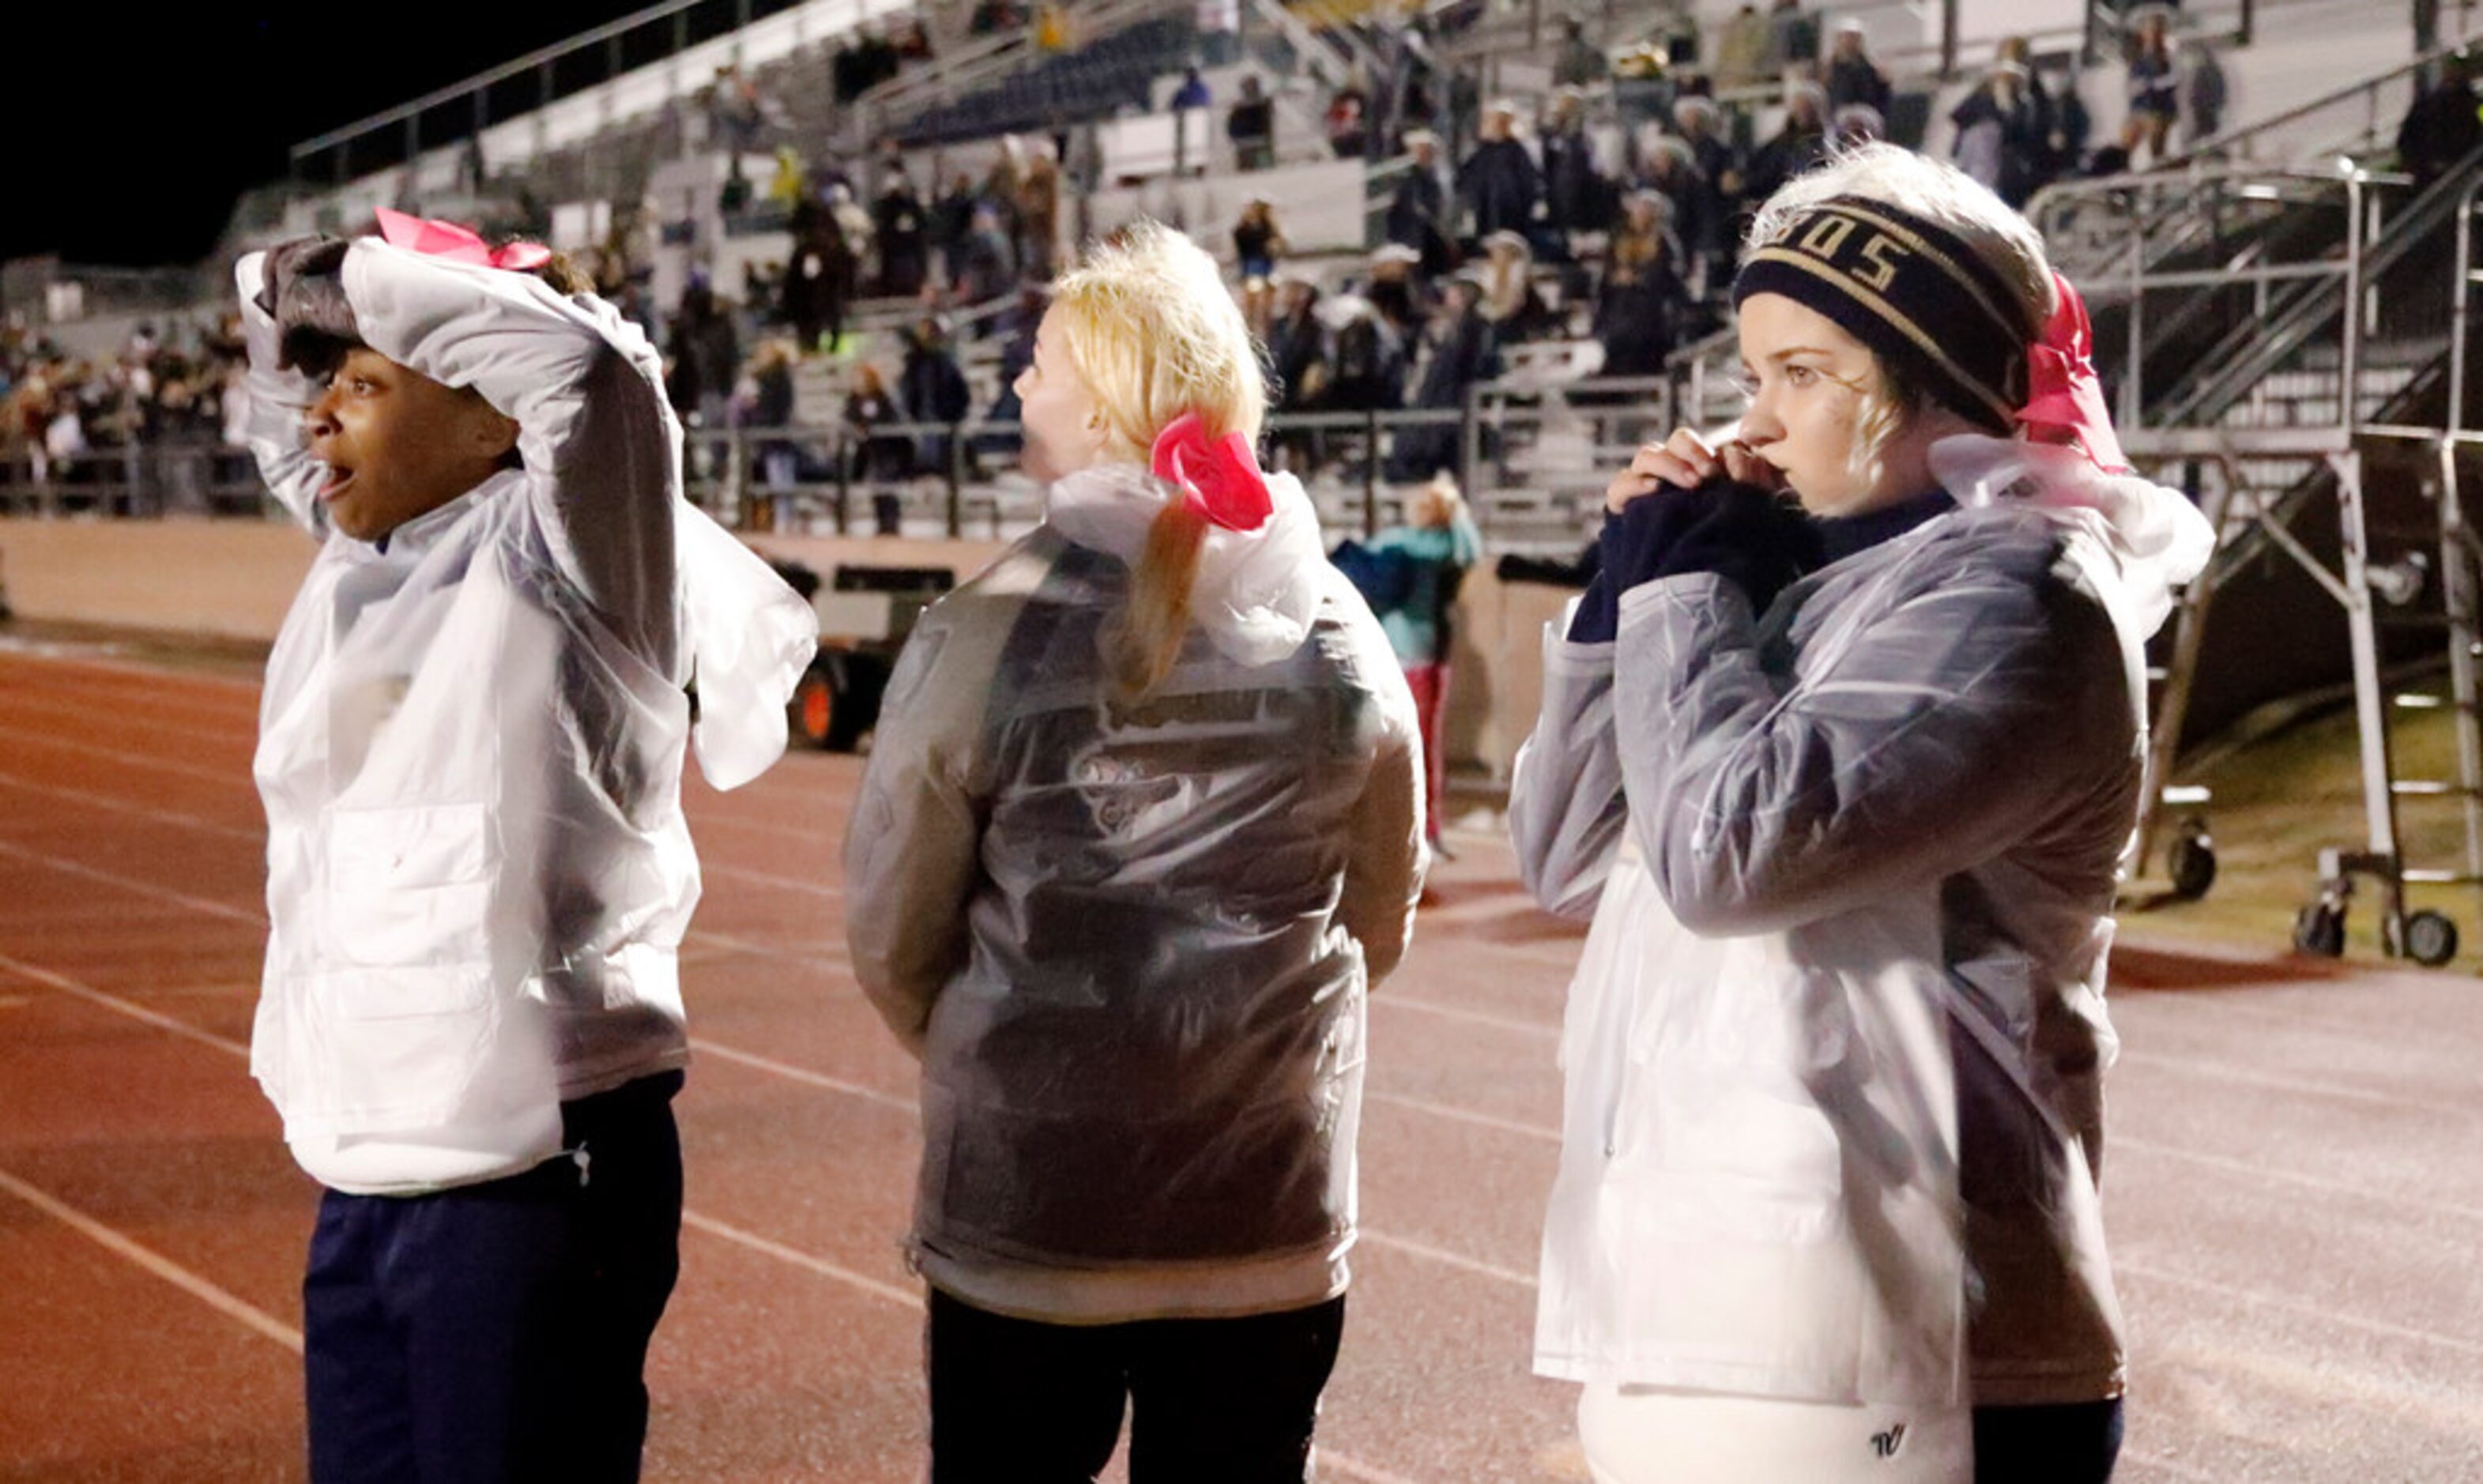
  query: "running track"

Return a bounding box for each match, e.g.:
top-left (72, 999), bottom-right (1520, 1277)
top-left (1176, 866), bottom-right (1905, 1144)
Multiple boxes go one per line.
top-left (1, 643), bottom-right (2477, 1481)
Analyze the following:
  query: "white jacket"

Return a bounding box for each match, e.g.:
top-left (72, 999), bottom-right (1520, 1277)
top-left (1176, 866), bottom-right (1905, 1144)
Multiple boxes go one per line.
top-left (845, 463), bottom-right (1425, 1322)
top-left (1510, 437), bottom-right (2214, 1407)
top-left (239, 241), bottom-right (815, 1194)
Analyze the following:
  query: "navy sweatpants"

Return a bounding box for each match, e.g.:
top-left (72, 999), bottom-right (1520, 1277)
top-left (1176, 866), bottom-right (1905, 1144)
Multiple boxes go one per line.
top-left (303, 1072), bottom-right (684, 1484)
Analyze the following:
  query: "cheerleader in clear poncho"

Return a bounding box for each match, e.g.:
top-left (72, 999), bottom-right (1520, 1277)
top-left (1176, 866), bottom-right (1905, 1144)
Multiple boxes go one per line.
top-left (1509, 145), bottom-right (2215, 1482)
top-left (844, 220), bottom-right (1424, 1482)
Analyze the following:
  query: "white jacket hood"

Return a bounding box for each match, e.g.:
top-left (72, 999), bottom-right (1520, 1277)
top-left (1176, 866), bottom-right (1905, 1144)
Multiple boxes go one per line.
top-left (1041, 461), bottom-right (1327, 667)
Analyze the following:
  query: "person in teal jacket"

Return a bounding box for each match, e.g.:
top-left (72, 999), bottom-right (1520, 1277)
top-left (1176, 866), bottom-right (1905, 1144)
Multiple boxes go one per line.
top-left (1366, 473), bottom-right (1481, 846)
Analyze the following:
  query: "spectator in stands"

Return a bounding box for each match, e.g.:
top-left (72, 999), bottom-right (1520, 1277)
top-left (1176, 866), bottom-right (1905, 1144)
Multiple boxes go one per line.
top-left (842, 361), bottom-right (912, 533)
top-left (1322, 290), bottom-right (1409, 417)
top-left (1366, 242), bottom-right (1429, 337)
top-left (875, 171), bottom-right (931, 298)
top-left (1016, 145), bottom-right (1064, 280)
top-left (1460, 100), bottom-right (1545, 243)
top-left (1952, 57), bottom-right (2049, 207)
top-left (1385, 277), bottom-right (1497, 481)
top-left (1554, 14), bottom-right (1611, 89)
top-left (1594, 193), bottom-right (1688, 380)
top-left (665, 276), bottom-right (741, 474)
top-left (828, 183), bottom-right (876, 280)
top-left (1633, 132), bottom-right (1712, 292)
top-left (1477, 231), bottom-right (1559, 344)
top-left (1386, 129), bottom-right (1459, 277)
top-left (1328, 68), bottom-right (1374, 159)
top-left (2183, 38), bottom-right (2228, 141)
top-left (895, 14), bottom-right (936, 63)
top-left (744, 337), bottom-right (803, 527)
top-left (1764, 0), bottom-right (1821, 70)
top-left (1267, 273), bottom-right (1331, 469)
top-left (1743, 81), bottom-right (1830, 207)
top-left (1542, 89), bottom-right (1615, 241)
top-left (1234, 198), bottom-right (1289, 282)
top-left (930, 171), bottom-right (979, 274)
top-left (846, 220), bottom-right (1419, 1484)
top-left (969, 0), bottom-right (1027, 36)
top-left (2121, 5), bottom-right (2181, 164)
top-left (899, 313), bottom-right (974, 480)
top-left (1448, 62), bottom-right (1484, 160)
top-left (1230, 75), bottom-right (1277, 172)
top-left (1716, 3), bottom-right (1772, 88)
top-left (2400, 51), bottom-right (2483, 186)
top-left (1363, 473), bottom-right (1479, 849)
top-left (784, 197), bottom-right (857, 355)
top-left (1825, 20), bottom-right (1891, 117)
top-left (1673, 95), bottom-right (1743, 275)
top-left (1172, 65), bottom-right (1212, 112)
top-left (955, 205), bottom-right (1019, 303)
top-left (1197, 0), bottom-right (1241, 66)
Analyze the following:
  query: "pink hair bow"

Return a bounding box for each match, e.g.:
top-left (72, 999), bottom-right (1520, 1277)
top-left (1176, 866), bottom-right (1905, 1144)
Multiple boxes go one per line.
top-left (2017, 270), bottom-right (2129, 474)
top-left (1151, 411), bottom-right (1273, 533)
top-left (373, 207), bottom-right (554, 273)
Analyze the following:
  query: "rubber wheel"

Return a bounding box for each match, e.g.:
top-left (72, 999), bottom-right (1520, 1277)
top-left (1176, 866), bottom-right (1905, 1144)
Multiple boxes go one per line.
top-left (2293, 901), bottom-right (2346, 957)
top-left (2167, 831), bottom-right (2217, 902)
top-left (791, 670), bottom-right (838, 749)
top-left (2402, 909), bottom-right (2460, 967)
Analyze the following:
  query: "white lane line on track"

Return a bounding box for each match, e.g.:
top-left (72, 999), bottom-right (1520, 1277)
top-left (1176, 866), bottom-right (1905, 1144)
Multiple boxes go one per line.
top-left (0, 951), bottom-right (254, 1058)
top-left (2113, 1048), bottom-right (2479, 1121)
top-left (2116, 1260), bottom-right (2483, 1360)
top-left (0, 838), bottom-right (266, 926)
top-left (0, 768), bottom-right (264, 844)
top-left (1371, 993), bottom-right (1558, 1039)
top-left (2, 690), bottom-right (256, 745)
top-left (0, 647), bottom-right (262, 695)
top-left (702, 857), bottom-right (844, 899)
top-left (1366, 1090), bottom-right (1558, 1144)
top-left (680, 1210), bottom-right (924, 1309)
top-left (0, 1163), bottom-right (306, 1353)
top-left (688, 1038), bottom-right (914, 1113)
top-left (1359, 1231), bottom-right (1538, 1290)
top-left (2113, 1135), bottom-right (2483, 1226)
top-left (0, 721), bottom-right (238, 788)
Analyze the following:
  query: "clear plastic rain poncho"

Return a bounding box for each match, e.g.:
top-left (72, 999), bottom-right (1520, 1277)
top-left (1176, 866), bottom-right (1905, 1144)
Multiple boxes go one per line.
top-left (238, 241), bottom-right (816, 1192)
top-left (1512, 435), bottom-right (2214, 1408)
top-left (845, 463), bottom-right (1424, 1320)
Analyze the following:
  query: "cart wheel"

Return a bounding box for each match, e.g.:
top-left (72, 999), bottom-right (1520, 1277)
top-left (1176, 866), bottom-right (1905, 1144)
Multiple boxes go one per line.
top-left (2293, 899), bottom-right (2347, 957)
top-left (2167, 824), bottom-right (2217, 902)
top-left (792, 670), bottom-right (838, 750)
top-left (2402, 909), bottom-right (2460, 967)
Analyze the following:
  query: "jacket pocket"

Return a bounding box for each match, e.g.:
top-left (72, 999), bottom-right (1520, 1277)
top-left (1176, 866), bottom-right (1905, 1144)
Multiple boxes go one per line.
top-left (322, 804), bottom-right (495, 970)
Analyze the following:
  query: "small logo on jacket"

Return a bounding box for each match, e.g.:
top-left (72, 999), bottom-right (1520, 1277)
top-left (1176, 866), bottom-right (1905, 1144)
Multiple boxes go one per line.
top-left (1871, 1424), bottom-right (1906, 1459)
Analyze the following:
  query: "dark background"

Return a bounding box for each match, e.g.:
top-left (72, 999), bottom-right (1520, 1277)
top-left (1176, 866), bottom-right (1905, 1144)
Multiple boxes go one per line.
top-left (9, 6), bottom-right (635, 268)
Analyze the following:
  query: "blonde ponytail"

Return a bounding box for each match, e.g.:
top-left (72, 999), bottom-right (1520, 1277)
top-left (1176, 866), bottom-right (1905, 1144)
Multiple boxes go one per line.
top-left (1115, 496), bottom-right (1211, 697)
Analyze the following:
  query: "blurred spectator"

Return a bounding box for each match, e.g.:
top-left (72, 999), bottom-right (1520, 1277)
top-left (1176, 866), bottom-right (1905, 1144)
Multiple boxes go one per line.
top-left (1034, 0), bottom-right (1071, 53)
top-left (1554, 15), bottom-right (1611, 89)
top-left (843, 362), bottom-right (914, 533)
top-left (2121, 6), bottom-right (2180, 164)
top-left (1234, 198), bottom-right (1289, 281)
top-left (1230, 75), bottom-right (1276, 171)
top-left (1476, 231), bottom-right (1558, 344)
top-left (708, 64), bottom-right (781, 154)
top-left (767, 147), bottom-right (808, 207)
top-left (899, 314), bottom-right (973, 478)
top-left (1744, 81), bottom-right (1829, 205)
top-left (1015, 145), bottom-right (1063, 280)
top-left (1366, 243), bottom-right (1429, 337)
top-left (1595, 194), bottom-right (1687, 379)
top-left (1633, 131), bottom-right (1711, 287)
top-left (665, 277), bottom-right (741, 453)
top-left (2186, 38), bottom-right (2229, 141)
top-left (894, 15), bottom-right (936, 63)
top-left (1672, 95), bottom-right (1743, 269)
top-left (828, 183), bottom-right (876, 274)
top-left (784, 197), bottom-right (857, 354)
top-left (1386, 129), bottom-right (1459, 277)
top-left (1197, 0), bottom-right (1241, 66)
top-left (1385, 279), bottom-right (1497, 482)
top-left (1359, 473), bottom-right (1479, 847)
top-left (2400, 52), bottom-right (2483, 186)
top-left (1826, 20), bottom-right (1891, 117)
top-left (1266, 274), bottom-right (1331, 468)
top-left (1459, 100), bottom-right (1544, 241)
top-left (1328, 70), bottom-right (1374, 159)
top-left (874, 171), bottom-right (931, 297)
top-left (744, 337), bottom-right (802, 526)
top-left (1321, 290), bottom-right (1409, 415)
top-left (1542, 89), bottom-right (1615, 238)
top-left (1951, 58), bottom-right (2048, 207)
top-left (969, 0), bottom-right (1028, 36)
top-left (929, 171), bottom-right (979, 271)
top-left (955, 204), bottom-right (1019, 302)
top-left (1172, 66), bottom-right (1212, 112)
top-left (980, 286), bottom-right (1046, 460)
top-left (1716, 3), bottom-right (1771, 87)
top-left (1832, 102), bottom-right (1884, 148)
top-left (1765, 0), bottom-right (1821, 70)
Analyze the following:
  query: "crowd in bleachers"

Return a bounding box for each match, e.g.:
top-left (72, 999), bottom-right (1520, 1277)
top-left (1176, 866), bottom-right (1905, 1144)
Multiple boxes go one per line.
top-left (1, 318), bottom-right (255, 504)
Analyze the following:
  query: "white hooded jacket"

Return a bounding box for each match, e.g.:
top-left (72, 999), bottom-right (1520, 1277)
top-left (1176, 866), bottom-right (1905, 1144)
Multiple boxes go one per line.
top-left (1509, 436), bottom-right (2214, 1407)
top-left (239, 240), bottom-right (816, 1194)
top-left (845, 463), bottom-right (1425, 1322)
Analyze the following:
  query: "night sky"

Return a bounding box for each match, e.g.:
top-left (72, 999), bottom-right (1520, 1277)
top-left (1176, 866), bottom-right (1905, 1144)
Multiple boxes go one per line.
top-left (10, 5), bottom-right (642, 268)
